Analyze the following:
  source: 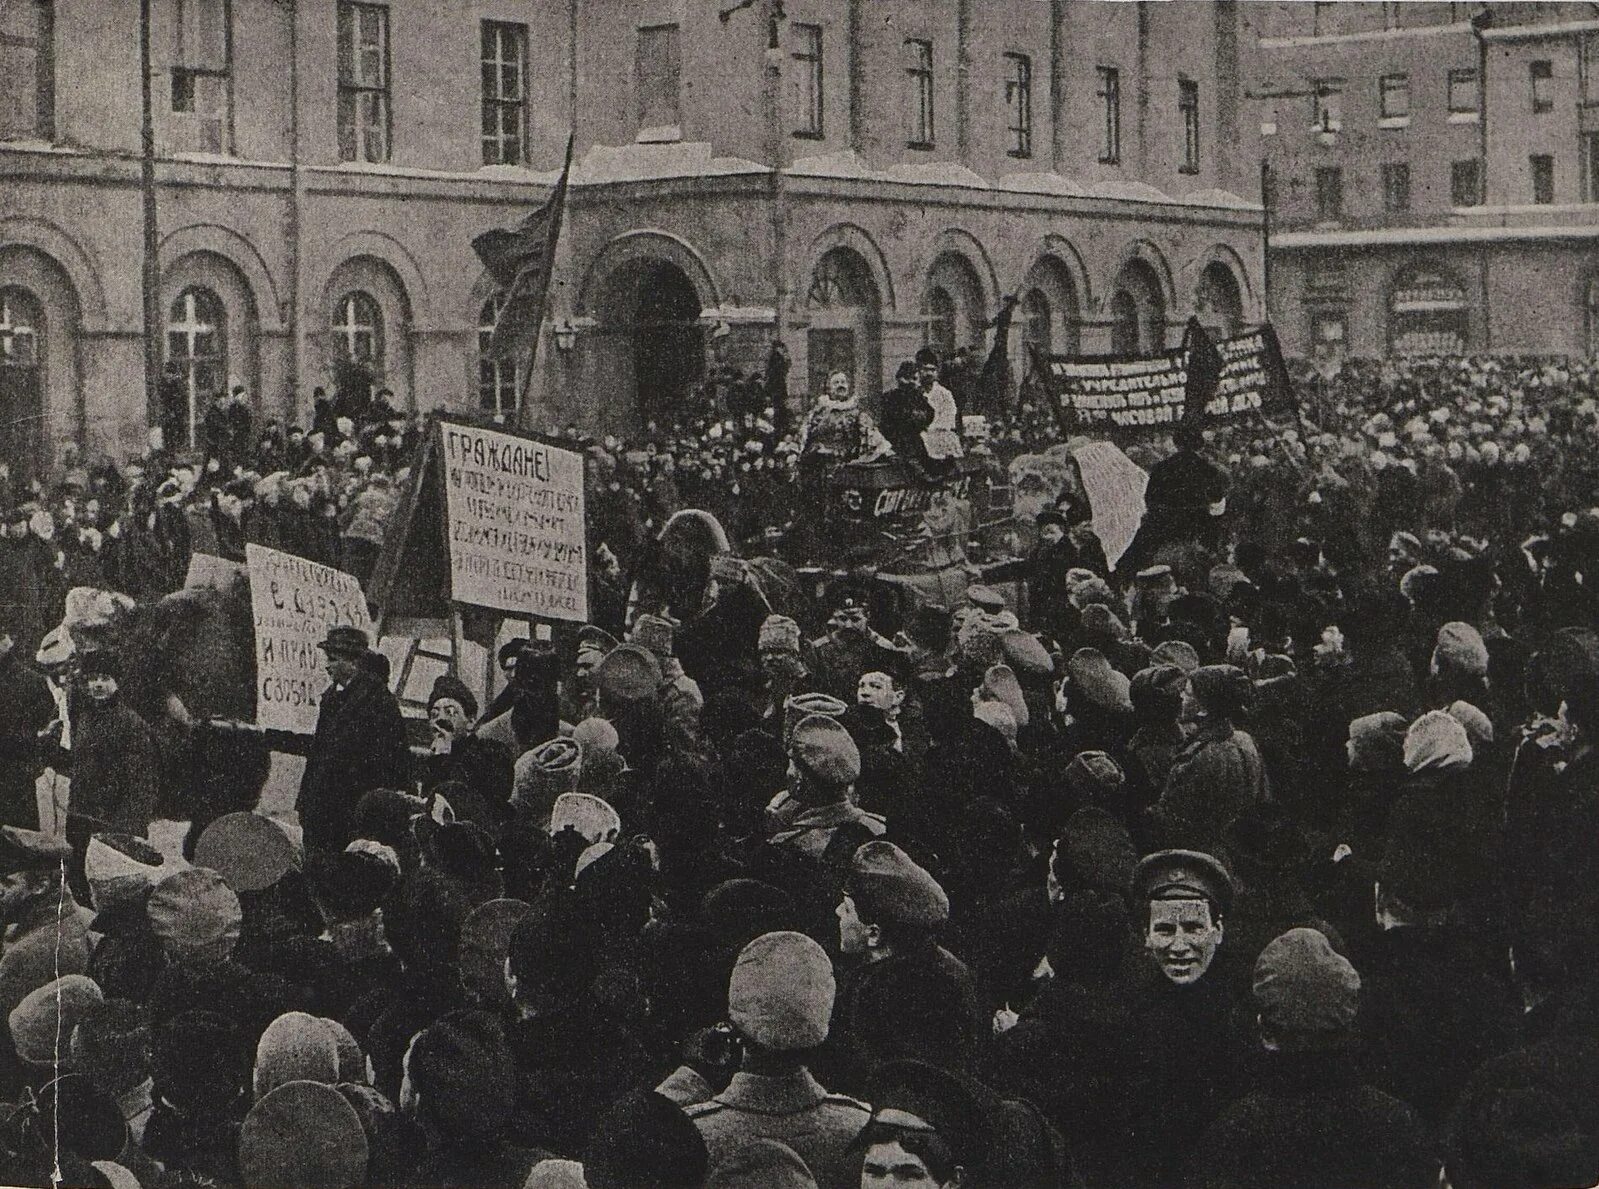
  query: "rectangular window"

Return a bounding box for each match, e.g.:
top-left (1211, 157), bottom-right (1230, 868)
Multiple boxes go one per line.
top-left (791, 23), bottom-right (823, 138)
top-left (905, 39), bottom-right (934, 147)
top-left (1586, 133), bottom-right (1599, 202)
top-left (1312, 79), bottom-right (1343, 131)
top-left (171, 0), bottom-right (231, 153)
top-left (1382, 162), bottom-right (1411, 211)
top-left (337, 2), bottom-right (390, 162)
top-left (1005, 53), bottom-right (1032, 158)
top-left (1531, 153), bottom-right (1555, 203)
top-left (1531, 59), bottom-right (1553, 113)
top-left (1179, 79), bottom-right (1199, 173)
top-left (481, 21), bottom-right (526, 165)
top-left (1448, 68), bottom-right (1479, 114)
top-left (1315, 165), bottom-right (1343, 218)
top-left (1097, 66), bottom-right (1121, 163)
top-left (636, 23), bottom-right (681, 138)
top-left (1379, 73), bottom-right (1410, 120)
top-left (0, 0), bottom-right (54, 140)
top-left (1382, 1), bottom-right (1402, 29)
top-left (1451, 158), bottom-right (1482, 206)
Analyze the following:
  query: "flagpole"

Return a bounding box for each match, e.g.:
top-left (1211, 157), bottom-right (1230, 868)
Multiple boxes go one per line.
top-left (513, 134), bottom-right (575, 428)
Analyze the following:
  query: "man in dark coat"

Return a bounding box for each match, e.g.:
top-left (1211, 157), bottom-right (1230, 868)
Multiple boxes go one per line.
top-left (296, 626), bottom-right (409, 854)
top-left (68, 650), bottom-right (160, 838)
top-left (1126, 424), bottom-right (1229, 573)
top-left (1192, 928), bottom-right (1438, 1189)
top-left (0, 617), bottom-right (54, 828)
top-left (879, 362), bottom-right (935, 468)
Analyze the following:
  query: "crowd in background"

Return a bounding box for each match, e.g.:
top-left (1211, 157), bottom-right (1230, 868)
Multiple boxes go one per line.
top-left (3, 353), bottom-right (1599, 1186)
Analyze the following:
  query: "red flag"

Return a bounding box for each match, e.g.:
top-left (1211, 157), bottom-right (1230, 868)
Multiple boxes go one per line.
top-left (473, 136), bottom-right (574, 360)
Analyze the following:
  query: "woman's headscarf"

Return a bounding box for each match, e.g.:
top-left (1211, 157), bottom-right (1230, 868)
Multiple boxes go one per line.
top-left (1403, 710), bottom-right (1474, 774)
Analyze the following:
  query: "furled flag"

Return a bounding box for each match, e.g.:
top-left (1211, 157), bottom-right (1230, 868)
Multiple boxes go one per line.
top-left (472, 135), bottom-right (575, 363)
top-left (975, 293), bottom-right (1020, 413)
top-left (1181, 315), bottom-right (1223, 427)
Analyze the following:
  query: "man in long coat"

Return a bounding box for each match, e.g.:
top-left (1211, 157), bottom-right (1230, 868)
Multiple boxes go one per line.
top-left (296, 626), bottom-right (409, 853)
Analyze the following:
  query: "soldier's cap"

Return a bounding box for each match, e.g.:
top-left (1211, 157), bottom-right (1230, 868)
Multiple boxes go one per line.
top-left (596, 643), bottom-right (663, 702)
top-left (848, 841), bottom-right (949, 929)
top-left (1134, 849), bottom-right (1234, 917)
top-left (0, 825), bottom-right (71, 877)
top-left (787, 713), bottom-right (861, 790)
top-left (193, 811), bottom-right (298, 894)
top-left (868, 1059), bottom-right (993, 1172)
top-left (1135, 564), bottom-right (1177, 587)
top-left (728, 931), bottom-right (835, 1051)
top-left (966, 584), bottom-right (1007, 612)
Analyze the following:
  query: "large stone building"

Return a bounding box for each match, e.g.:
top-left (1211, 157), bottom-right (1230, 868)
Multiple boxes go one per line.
top-left (1251, 1), bottom-right (1599, 361)
top-left (2, 0), bottom-right (1262, 472)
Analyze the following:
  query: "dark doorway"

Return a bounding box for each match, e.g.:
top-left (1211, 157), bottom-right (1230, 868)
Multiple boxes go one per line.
top-left (633, 261), bottom-right (704, 420)
top-left (0, 288), bottom-right (45, 485)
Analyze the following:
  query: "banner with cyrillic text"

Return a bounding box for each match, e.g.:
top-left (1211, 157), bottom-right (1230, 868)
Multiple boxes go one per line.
top-left (246, 543), bottom-right (374, 734)
top-left (440, 422), bottom-right (588, 622)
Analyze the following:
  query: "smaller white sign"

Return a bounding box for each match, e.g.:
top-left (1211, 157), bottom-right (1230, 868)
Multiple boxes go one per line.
top-left (247, 544), bottom-right (374, 734)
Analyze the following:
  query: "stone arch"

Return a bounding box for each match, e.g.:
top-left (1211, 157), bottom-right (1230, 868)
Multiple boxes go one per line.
top-left (1021, 250), bottom-right (1087, 358)
top-left (159, 223), bottom-right (284, 331)
top-left (316, 230), bottom-right (431, 331)
top-left (0, 246), bottom-right (83, 477)
top-left (805, 244), bottom-right (884, 402)
top-left (576, 229), bottom-right (721, 317)
top-left (0, 216), bottom-right (107, 331)
top-left (923, 251), bottom-right (988, 358)
top-left (1034, 234), bottom-right (1094, 313)
top-left (1109, 254), bottom-right (1170, 355)
top-left (1192, 243), bottom-right (1256, 323)
top-left (1195, 260), bottom-right (1246, 338)
top-left (799, 223), bottom-right (896, 312)
top-left (159, 249), bottom-right (262, 447)
top-left (923, 227), bottom-right (1000, 318)
top-left (319, 255), bottom-right (416, 405)
top-left (1109, 239), bottom-right (1177, 318)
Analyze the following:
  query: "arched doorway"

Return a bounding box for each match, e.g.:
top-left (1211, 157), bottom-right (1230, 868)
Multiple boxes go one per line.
top-left (1110, 258), bottom-right (1167, 354)
top-left (923, 251), bottom-right (986, 359)
top-left (1019, 254), bottom-right (1083, 364)
top-left (632, 261), bottom-right (704, 421)
top-left (164, 286), bottom-right (227, 450)
top-left (0, 288), bottom-right (44, 483)
top-left (321, 255), bottom-right (414, 408)
top-left (806, 246), bottom-right (881, 403)
top-left (1196, 261), bottom-right (1244, 338)
top-left (1389, 264), bottom-right (1468, 355)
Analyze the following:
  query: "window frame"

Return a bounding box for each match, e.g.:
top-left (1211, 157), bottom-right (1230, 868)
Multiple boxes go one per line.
top-left (1531, 153), bottom-right (1555, 204)
top-left (635, 22), bottom-right (682, 139)
top-left (478, 295), bottom-right (519, 418)
top-left (336, 1), bottom-right (392, 163)
top-left (905, 38), bottom-right (935, 149)
top-left (480, 20), bottom-right (527, 166)
top-left (1315, 165), bottom-right (1343, 220)
top-left (1003, 51), bottom-right (1033, 159)
top-left (1448, 67), bottom-right (1479, 115)
top-left (791, 22), bottom-right (824, 140)
top-left (1179, 78), bottom-right (1200, 174)
top-left (1311, 78), bottom-right (1344, 132)
top-left (1451, 158), bottom-right (1482, 207)
top-left (333, 290), bottom-right (385, 369)
top-left (1381, 161), bottom-right (1411, 212)
top-left (169, 0), bottom-right (233, 154)
top-left (1530, 58), bottom-right (1553, 114)
top-left (1378, 73), bottom-right (1410, 122)
top-left (1097, 66), bottom-right (1121, 164)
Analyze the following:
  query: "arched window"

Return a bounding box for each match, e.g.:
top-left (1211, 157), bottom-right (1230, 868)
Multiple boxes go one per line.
top-left (478, 295), bottom-right (517, 418)
top-left (0, 288), bottom-right (42, 366)
top-left (1021, 287), bottom-right (1052, 354)
top-left (1110, 290), bottom-right (1140, 354)
top-left (166, 286), bottom-right (227, 448)
top-left (333, 290), bottom-right (384, 369)
top-left (926, 285), bottom-right (957, 357)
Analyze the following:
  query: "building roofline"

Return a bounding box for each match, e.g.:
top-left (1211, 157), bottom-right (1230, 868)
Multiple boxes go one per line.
top-left (1480, 19), bottom-right (1599, 42)
top-left (1274, 223), bottom-right (1599, 250)
top-left (1258, 21), bottom-right (1472, 51)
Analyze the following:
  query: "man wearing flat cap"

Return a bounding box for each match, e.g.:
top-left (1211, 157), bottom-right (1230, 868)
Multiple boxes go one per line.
top-left (297, 625), bottom-right (409, 854)
top-left (684, 932), bottom-right (870, 1189)
top-left (769, 714), bottom-right (885, 860)
top-left (1120, 848), bottom-right (1250, 1188)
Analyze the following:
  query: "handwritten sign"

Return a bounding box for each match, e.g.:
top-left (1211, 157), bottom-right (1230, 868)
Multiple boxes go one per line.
top-left (1072, 442), bottom-right (1149, 572)
top-left (1033, 325), bottom-right (1292, 433)
top-left (246, 543), bottom-right (373, 733)
top-left (440, 423), bottom-right (588, 622)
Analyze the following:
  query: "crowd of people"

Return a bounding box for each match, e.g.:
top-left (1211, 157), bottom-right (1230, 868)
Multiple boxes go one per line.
top-left (2, 350), bottom-right (1599, 1187)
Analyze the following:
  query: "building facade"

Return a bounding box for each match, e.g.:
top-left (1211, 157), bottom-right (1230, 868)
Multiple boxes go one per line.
top-left (2, 0), bottom-right (1262, 471)
top-left (1251, 1), bottom-right (1599, 362)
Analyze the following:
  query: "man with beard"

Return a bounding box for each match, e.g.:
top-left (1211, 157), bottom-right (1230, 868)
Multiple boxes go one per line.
top-left (66, 650), bottom-right (160, 838)
top-left (1118, 850), bottom-right (1249, 1188)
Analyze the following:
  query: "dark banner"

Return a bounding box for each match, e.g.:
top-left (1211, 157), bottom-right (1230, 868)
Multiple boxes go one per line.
top-left (1031, 325), bottom-right (1294, 434)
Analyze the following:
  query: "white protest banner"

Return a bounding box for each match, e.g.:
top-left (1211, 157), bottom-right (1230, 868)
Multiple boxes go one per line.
top-left (1071, 441), bottom-right (1149, 572)
top-left (439, 422), bottom-right (588, 622)
top-left (246, 543), bottom-right (374, 734)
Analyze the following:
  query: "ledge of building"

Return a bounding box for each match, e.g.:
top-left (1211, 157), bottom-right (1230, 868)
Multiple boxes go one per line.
top-left (1275, 221), bottom-right (1599, 249)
